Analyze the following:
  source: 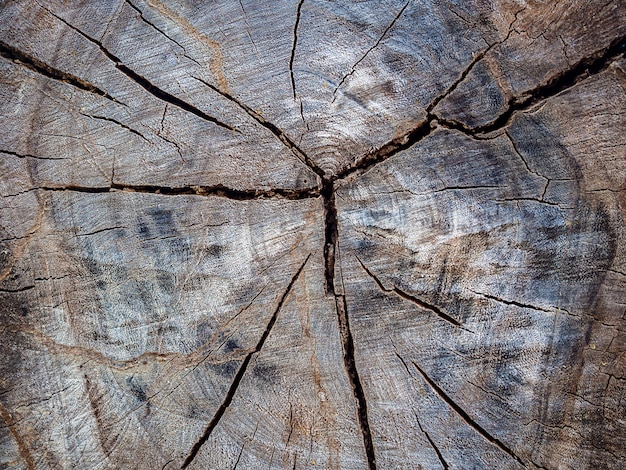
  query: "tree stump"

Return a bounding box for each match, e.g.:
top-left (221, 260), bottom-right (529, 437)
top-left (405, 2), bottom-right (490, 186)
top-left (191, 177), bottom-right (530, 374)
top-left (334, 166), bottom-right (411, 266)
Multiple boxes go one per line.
top-left (1, 1), bottom-right (625, 468)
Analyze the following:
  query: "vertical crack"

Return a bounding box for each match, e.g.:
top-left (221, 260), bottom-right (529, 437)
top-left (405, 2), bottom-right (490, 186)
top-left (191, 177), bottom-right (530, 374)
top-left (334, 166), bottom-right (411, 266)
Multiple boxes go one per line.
top-left (322, 180), bottom-right (337, 294)
top-left (180, 254), bottom-right (311, 469)
top-left (322, 178), bottom-right (376, 468)
top-left (237, 0), bottom-right (260, 58)
top-left (335, 294), bottom-right (377, 470)
top-left (290, 0), bottom-right (305, 101)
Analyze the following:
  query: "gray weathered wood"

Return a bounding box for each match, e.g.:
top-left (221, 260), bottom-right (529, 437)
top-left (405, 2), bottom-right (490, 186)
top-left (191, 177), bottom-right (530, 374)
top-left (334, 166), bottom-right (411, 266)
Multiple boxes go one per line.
top-left (0, 1), bottom-right (624, 468)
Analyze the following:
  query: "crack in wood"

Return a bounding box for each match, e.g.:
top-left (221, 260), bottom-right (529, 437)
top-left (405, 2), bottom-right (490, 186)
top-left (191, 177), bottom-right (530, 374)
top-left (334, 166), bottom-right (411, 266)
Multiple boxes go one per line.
top-left (411, 360), bottom-right (527, 467)
top-left (413, 411), bottom-right (449, 470)
top-left (332, 1), bottom-right (409, 101)
top-left (471, 290), bottom-right (552, 313)
top-left (334, 294), bottom-right (377, 470)
top-left (180, 254), bottom-right (310, 469)
top-left (494, 197), bottom-right (560, 207)
top-left (192, 76), bottom-right (325, 179)
top-left (37, 183), bottom-right (319, 201)
top-left (290, 0), bottom-right (305, 101)
top-left (322, 180), bottom-right (338, 294)
top-left (434, 33), bottom-right (626, 136)
top-left (0, 149), bottom-right (67, 161)
top-left (426, 6), bottom-right (524, 116)
top-left (4, 6), bottom-right (625, 468)
top-left (44, 9), bottom-right (237, 132)
top-left (0, 40), bottom-right (125, 106)
top-left (78, 112), bottom-right (149, 142)
top-left (355, 254), bottom-right (469, 330)
top-left (333, 32), bottom-right (626, 182)
top-left (124, 0), bottom-right (205, 70)
top-left (0, 285), bottom-right (35, 293)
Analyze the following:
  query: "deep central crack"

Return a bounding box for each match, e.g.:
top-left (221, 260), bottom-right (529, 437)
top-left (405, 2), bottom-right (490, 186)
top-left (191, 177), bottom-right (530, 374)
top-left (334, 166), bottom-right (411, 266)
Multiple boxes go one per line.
top-left (321, 179), bottom-right (338, 294)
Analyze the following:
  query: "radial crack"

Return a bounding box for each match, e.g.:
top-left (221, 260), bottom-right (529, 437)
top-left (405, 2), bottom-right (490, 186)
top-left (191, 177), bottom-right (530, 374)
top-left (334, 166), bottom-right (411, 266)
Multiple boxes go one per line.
top-left (411, 361), bottom-right (527, 467)
top-left (413, 411), bottom-right (449, 469)
top-left (335, 294), bottom-right (377, 470)
top-left (471, 290), bottom-right (551, 313)
top-left (290, 0), bottom-right (305, 100)
top-left (322, 180), bottom-right (338, 293)
top-left (435, 33), bottom-right (626, 136)
top-left (43, 8), bottom-right (237, 132)
top-left (237, 0), bottom-right (260, 58)
top-left (38, 183), bottom-right (320, 200)
top-left (332, 1), bottom-right (409, 99)
top-left (125, 0), bottom-right (187, 56)
top-left (79, 112), bottom-right (149, 142)
top-left (426, 7), bottom-right (523, 115)
top-left (355, 255), bottom-right (467, 329)
top-left (0, 40), bottom-right (124, 106)
top-left (335, 120), bottom-right (432, 181)
top-left (503, 131), bottom-right (546, 182)
top-left (0, 149), bottom-right (67, 161)
top-left (180, 254), bottom-right (311, 469)
top-left (335, 32), bottom-right (626, 184)
top-left (192, 76), bottom-right (324, 179)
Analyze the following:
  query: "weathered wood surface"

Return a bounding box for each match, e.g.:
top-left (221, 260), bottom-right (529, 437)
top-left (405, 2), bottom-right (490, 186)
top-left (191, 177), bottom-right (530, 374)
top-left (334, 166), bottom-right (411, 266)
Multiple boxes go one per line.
top-left (0, 1), bottom-right (625, 468)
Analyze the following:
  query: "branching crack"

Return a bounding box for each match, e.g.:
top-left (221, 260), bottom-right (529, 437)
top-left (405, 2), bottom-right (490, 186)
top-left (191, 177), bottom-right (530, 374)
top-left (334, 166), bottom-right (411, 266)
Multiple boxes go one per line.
top-left (180, 254), bottom-right (310, 469)
top-left (411, 361), bottom-right (527, 467)
top-left (0, 40), bottom-right (125, 106)
top-left (6, 9), bottom-right (625, 470)
top-left (334, 32), bottom-right (626, 182)
top-left (44, 9), bottom-right (237, 132)
top-left (192, 76), bottom-right (324, 178)
top-left (434, 33), bottom-right (626, 136)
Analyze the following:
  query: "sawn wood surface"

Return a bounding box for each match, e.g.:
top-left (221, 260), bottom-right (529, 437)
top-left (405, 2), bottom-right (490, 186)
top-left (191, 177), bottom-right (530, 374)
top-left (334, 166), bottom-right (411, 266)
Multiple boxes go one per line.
top-left (0, 1), bottom-right (625, 468)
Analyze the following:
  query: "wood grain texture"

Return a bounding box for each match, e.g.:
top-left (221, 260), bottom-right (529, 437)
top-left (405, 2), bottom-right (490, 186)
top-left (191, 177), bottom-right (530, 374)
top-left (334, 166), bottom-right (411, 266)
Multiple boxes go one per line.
top-left (0, 1), bottom-right (624, 469)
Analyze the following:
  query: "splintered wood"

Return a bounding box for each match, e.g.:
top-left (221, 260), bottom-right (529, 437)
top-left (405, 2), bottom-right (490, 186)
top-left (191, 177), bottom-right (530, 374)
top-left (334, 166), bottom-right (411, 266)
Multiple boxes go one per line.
top-left (0, 1), bottom-right (625, 469)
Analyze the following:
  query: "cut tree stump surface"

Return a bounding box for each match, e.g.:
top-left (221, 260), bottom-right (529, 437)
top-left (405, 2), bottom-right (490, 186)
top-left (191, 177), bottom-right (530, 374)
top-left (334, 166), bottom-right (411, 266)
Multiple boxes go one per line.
top-left (0, 1), bottom-right (625, 469)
